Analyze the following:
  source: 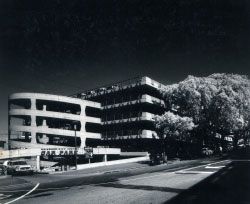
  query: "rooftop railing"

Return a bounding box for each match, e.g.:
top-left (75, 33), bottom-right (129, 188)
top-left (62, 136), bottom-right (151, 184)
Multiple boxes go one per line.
top-left (71, 76), bottom-right (142, 98)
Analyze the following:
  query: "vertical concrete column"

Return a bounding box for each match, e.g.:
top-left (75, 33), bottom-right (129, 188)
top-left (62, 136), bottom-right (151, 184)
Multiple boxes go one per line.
top-left (30, 131), bottom-right (37, 144)
top-left (31, 115), bottom-right (36, 126)
top-left (36, 155), bottom-right (40, 172)
top-left (42, 119), bottom-right (47, 126)
top-left (80, 103), bottom-right (86, 116)
top-left (30, 115), bottom-right (37, 144)
top-left (30, 98), bottom-right (37, 144)
top-left (31, 98), bottom-right (36, 110)
top-left (80, 136), bottom-right (86, 148)
top-left (43, 105), bottom-right (47, 111)
top-left (103, 154), bottom-right (107, 163)
top-left (80, 121), bottom-right (86, 132)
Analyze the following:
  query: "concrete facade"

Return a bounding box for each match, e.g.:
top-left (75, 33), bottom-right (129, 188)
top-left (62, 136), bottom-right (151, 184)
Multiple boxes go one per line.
top-left (9, 93), bottom-right (101, 150)
top-left (75, 76), bottom-right (166, 152)
top-left (8, 76), bottom-right (166, 154)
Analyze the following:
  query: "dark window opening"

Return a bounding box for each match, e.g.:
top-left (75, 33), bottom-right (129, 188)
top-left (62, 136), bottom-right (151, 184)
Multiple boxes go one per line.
top-left (10, 131), bottom-right (31, 142)
top-left (10, 116), bottom-right (31, 127)
top-left (36, 117), bottom-right (81, 131)
top-left (85, 122), bottom-right (102, 133)
top-left (9, 99), bottom-right (31, 109)
top-left (36, 100), bottom-right (81, 115)
top-left (37, 133), bottom-right (81, 147)
top-left (102, 128), bottom-right (143, 138)
top-left (85, 106), bottom-right (101, 118)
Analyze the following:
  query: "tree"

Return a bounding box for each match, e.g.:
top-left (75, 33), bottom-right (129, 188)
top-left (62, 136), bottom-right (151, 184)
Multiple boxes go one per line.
top-left (154, 111), bottom-right (196, 141)
top-left (209, 74), bottom-right (250, 149)
top-left (160, 73), bottom-right (250, 150)
top-left (154, 111), bottom-right (196, 159)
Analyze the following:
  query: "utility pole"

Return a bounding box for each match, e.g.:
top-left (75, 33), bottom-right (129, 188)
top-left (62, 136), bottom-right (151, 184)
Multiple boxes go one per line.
top-left (74, 124), bottom-right (78, 170)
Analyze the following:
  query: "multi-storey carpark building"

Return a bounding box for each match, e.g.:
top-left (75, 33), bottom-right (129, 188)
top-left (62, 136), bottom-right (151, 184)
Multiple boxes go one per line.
top-left (8, 93), bottom-right (102, 150)
top-left (76, 76), bottom-right (166, 152)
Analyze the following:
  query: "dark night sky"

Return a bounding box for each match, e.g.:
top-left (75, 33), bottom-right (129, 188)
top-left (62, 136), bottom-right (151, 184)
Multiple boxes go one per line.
top-left (0, 0), bottom-right (250, 138)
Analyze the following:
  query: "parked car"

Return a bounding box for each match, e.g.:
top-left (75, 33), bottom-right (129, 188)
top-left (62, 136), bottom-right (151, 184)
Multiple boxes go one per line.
top-left (42, 165), bottom-right (60, 172)
top-left (149, 153), bottom-right (167, 165)
top-left (3, 160), bottom-right (33, 175)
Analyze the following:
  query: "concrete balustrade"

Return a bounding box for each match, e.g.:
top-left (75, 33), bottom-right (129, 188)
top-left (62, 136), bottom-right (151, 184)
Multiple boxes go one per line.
top-left (102, 94), bottom-right (164, 109)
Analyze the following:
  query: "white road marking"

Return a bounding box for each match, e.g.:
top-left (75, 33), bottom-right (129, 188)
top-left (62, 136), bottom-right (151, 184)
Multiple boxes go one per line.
top-left (4, 183), bottom-right (40, 204)
top-left (175, 160), bottom-right (230, 174)
top-left (177, 171), bottom-right (214, 174)
top-left (205, 166), bottom-right (225, 169)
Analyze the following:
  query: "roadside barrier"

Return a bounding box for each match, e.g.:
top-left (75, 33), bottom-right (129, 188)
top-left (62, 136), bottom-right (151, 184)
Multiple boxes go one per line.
top-left (77, 156), bottom-right (150, 170)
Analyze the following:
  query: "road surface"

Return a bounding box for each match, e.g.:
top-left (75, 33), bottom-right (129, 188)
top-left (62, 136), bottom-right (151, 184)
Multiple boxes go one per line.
top-left (0, 158), bottom-right (249, 204)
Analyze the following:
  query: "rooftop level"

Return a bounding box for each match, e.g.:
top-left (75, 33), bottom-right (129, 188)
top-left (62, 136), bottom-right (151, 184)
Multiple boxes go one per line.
top-left (72, 76), bottom-right (167, 99)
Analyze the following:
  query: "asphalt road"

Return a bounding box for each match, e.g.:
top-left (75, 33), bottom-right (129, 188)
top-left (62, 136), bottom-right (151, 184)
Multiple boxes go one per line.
top-left (1, 158), bottom-right (242, 204)
top-left (165, 160), bottom-right (250, 204)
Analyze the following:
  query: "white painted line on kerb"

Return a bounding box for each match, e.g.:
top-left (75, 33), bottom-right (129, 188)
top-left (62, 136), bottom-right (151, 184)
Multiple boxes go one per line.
top-left (4, 183), bottom-right (40, 204)
top-left (205, 166), bottom-right (225, 169)
top-left (177, 171), bottom-right (214, 174)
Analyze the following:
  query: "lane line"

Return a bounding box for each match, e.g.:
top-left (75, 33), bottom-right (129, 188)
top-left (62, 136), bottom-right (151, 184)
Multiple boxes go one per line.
top-left (4, 183), bottom-right (40, 204)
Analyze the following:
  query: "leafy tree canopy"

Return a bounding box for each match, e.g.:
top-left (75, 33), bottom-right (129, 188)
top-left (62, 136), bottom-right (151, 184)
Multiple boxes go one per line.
top-left (160, 73), bottom-right (250, 145)
top-left (154, 111), bottom-right (196, 141)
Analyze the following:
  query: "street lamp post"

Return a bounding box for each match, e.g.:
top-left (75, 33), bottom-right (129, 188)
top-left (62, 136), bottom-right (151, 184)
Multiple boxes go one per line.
top-left (74, 124), bottom-right (78, 170)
